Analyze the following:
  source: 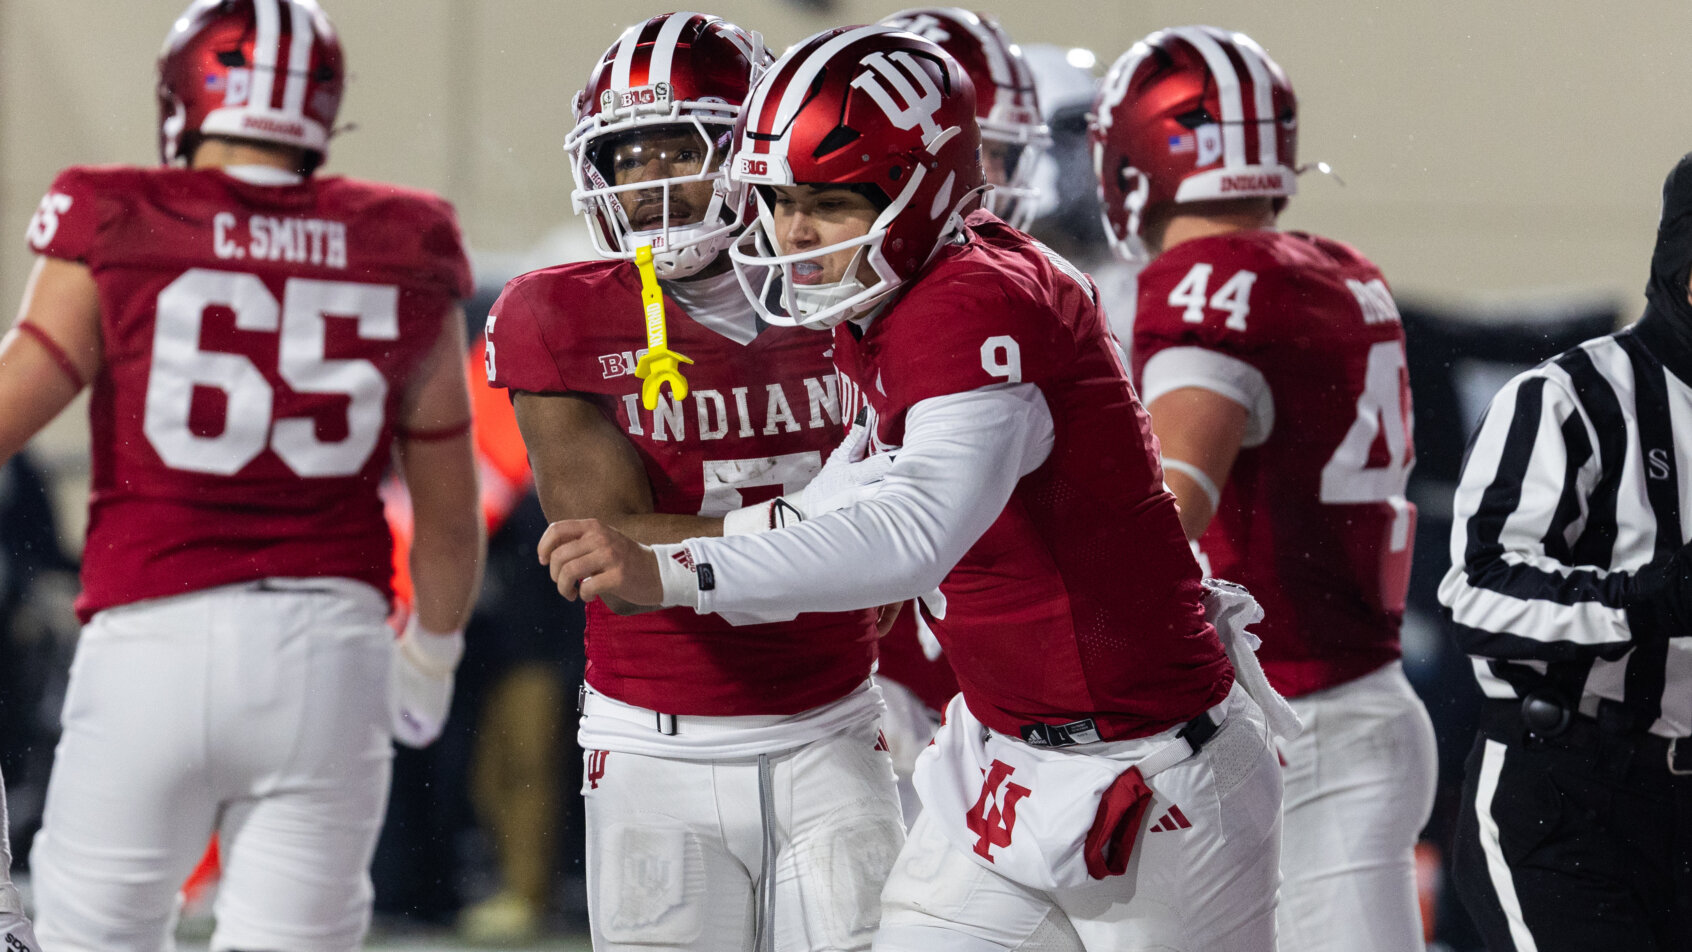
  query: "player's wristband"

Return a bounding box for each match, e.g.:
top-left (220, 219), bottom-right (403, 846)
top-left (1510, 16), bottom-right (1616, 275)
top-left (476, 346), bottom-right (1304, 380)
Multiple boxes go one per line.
top-left (651, 543), bottom-right (703, 608)
top-left (399, 615), bottom-right (465, 677)
top-left (721, 497), bottom-right (806, 535)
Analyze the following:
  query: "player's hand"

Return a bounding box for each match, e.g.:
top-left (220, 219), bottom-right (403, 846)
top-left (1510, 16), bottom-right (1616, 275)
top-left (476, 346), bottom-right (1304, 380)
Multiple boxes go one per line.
top-left (389, 617), bottom-right (464, 749)
top-left (537, 518), bottom-right (663, 606)
top-left (875, 600), bottom-right (904, 637)
top-left (798, 421), bottom-right (893, 517)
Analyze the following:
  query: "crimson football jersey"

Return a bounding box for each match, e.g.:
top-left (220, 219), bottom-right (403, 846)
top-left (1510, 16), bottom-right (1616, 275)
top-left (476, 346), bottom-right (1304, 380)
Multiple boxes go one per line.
top-left (486, 262), bottom-right (877, 717)
top-left (26, 165), bottom-right (472, 621)
top-left (1132, 230), bottom-right (1414, 697)
top-left (833, 212), bottom-right (1233, 742)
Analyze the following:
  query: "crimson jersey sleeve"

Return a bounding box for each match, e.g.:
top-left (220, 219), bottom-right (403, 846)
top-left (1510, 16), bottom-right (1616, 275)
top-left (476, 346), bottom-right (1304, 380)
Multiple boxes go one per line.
top-left (415, 195), bottom-right (474, 300)
top-left (486, 277), bottom-right (570, 393)
top-left (25, 166), bottom-right (113, 263)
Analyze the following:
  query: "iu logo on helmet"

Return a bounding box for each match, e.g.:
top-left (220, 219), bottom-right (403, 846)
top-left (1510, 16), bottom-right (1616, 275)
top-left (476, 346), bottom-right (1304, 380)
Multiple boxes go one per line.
top-left (851, 50), bottom-right (946, 148)
top-left (965, 759), bottom-right (1031, 862)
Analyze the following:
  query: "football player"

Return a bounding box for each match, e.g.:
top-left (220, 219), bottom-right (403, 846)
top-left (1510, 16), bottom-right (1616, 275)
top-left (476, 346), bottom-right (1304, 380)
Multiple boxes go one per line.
top-left (539, 25), bottom-right (1289, 951)
top-left (0, 1), bottom-right (484, 948)
top-left (866, 6), bottom-right (1051, 828)
top-left (1094, 26), bottom-right (1439, 951)
top-left (485, 13), bottom-right (903, 952)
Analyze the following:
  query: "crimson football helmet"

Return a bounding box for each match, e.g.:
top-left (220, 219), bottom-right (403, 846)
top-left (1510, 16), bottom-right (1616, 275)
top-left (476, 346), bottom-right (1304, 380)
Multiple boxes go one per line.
top-left (879, 8), bottom-right (1049, 229)
top-left (728, 25), bottom-right (984, 329)
top-left (1091, 26), bottom-right (1297, 261)
top-left (157, 0), bottom-right (345, 169)
top-left (565, 13), bottom-right (769, 279)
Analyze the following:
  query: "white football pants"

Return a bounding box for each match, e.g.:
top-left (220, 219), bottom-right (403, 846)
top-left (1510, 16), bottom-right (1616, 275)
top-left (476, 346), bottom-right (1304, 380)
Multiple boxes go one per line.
top-left (874, 691), bottom-right (1283, 952)
top-left (877, 678), bottom-right (943, 828)
top-left (583, 720), bottom-right (905, 952)
top-left (1276, 661), bottom-right (1438, 952)
top-left (31, 579), bottom-right (394, 952)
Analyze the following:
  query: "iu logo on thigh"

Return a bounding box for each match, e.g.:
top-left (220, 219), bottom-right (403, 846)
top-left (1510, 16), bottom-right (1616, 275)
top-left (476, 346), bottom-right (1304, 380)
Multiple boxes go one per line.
top-left (586, 750), bottom-right (609, 790)
top-left (965, 759), bottom-right (1031, 861)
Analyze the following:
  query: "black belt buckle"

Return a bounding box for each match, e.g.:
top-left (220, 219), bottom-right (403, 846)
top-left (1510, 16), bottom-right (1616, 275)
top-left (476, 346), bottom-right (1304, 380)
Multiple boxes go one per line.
top-left (1020, 717), bottom-right (1101, 748)
top-left (1178, 710), bottom-right (1220, 752)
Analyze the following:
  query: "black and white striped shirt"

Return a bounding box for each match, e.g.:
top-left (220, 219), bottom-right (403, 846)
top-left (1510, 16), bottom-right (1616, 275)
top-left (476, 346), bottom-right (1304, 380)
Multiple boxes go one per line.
top-left (1439, 318), bottom-right (1692, 740)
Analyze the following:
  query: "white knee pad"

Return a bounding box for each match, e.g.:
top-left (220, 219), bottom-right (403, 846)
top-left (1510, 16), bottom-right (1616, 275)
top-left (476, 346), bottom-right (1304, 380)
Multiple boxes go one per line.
top-left (792, 805), bottom-right (904, 949)
top-left (595, 822), bottom-right (709, 946)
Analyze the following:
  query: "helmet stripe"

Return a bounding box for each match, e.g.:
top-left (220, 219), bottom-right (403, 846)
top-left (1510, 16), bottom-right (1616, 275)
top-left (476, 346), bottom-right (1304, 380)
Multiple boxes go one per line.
top-left (610, 20), bottom-right (644, 91)
top-left (281, 0), bottom-right (315, 116)
top-left (766, 27), bottom-right (885, 162)
top-left (649, 13), bottom-right (705, 85)
top-left (249, 0), bottom-right (282, 113)
top-left (1168, 27), bottom-right (1246, 170)
top-left (1224, 29), bottom-right (1283, 166)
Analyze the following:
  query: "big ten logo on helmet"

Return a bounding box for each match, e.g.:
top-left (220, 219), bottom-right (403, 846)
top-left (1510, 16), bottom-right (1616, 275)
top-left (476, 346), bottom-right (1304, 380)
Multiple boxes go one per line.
top-left (851, 50), bottom-right (946, 147)
top-left (735, 153), bottom-right (788, 184)
top-left (620, 375), bottom-right (842, 444)
top-left (602, 82), bottom-right (673, 111)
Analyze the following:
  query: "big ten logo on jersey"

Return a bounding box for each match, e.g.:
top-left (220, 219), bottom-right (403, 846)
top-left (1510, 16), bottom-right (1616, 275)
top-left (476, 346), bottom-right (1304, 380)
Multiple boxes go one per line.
top-left (1168, 263), bottom-right (1256, 332)
top-left (599, 348), bottom-right (650, 379)
top-left (966, 759), bottom-right (1031, 862)
top-left (213, 212), bottom-right (348, 269)
top-left (144, 268), bottom-right (398, 478)
top-left (1346, 278), bottom-right (1400, 325)
top-left (601, 82), bottom-right (672, 111)
top-left (620, 375), bottom-right (842, 445)
top-left (851, 50), bottom-right (946, 148)
top-left (26, 191), bottom-right (73, 250)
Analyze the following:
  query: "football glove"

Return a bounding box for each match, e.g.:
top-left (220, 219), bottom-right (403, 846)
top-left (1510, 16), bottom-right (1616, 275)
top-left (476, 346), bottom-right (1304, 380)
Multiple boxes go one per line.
top-left (722, 421), bottom-right (893, 534)
top-left (389, 616), bottom-right (464, 748)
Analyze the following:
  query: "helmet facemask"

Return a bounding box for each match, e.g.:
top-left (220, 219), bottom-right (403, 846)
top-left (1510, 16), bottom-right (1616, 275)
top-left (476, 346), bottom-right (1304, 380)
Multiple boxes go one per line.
top-left (567, 109), bottom-right (745, 280)
top-left (979, 107), bottom-right (1052, 229)
top-left (729, 184), bottom-right (905, 330)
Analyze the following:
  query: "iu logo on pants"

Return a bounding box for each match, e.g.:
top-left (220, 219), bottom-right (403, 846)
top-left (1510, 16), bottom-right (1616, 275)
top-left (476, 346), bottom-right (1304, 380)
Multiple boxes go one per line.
top-left (586, 749), bottom-right (609, 790)
top-left (965, 759), bottom-right (1031, 862)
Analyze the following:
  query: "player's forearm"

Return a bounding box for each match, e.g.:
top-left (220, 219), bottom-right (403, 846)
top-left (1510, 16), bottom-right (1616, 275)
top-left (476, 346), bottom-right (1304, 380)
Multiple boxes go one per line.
top-left (604, 511), bottom-right (724, 546)
top-left (671, 385), bottom-right (1054, 616)
top-left (400, 437), bottom-right (486, 632)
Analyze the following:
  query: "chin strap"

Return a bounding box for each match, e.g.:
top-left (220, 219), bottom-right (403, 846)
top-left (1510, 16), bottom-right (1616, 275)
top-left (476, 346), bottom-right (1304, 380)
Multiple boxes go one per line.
top-left (633, 243), bottom-right (694, 410)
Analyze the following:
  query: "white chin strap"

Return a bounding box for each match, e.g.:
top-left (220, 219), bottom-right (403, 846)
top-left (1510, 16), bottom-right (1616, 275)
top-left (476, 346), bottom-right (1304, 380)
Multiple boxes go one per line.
top-left (793, 273), bottom-right (873, 321)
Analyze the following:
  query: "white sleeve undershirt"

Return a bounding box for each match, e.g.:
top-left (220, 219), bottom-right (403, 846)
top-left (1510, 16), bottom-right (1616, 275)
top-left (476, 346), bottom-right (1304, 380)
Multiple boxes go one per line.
top-left (1139, 346), bottom-right (1275, 448)
top-left (661, 383), bottom-right (1056, 619)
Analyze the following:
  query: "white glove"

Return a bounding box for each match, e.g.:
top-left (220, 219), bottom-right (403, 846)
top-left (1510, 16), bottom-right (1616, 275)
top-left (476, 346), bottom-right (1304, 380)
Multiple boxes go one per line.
top-left (1199, 578), bottom-right (1302, 741)
top-left (389, 616), bottom-right (465, 749)
top-left (0, 884), bottom-right (39, 952)
top-left (722, 421), bottom-right (894, 535)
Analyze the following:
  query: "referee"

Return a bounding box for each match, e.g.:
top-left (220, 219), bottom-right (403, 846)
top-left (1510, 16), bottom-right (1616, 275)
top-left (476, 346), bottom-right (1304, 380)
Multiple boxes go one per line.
top-left (1439, 153), bottom-right (1692, 950)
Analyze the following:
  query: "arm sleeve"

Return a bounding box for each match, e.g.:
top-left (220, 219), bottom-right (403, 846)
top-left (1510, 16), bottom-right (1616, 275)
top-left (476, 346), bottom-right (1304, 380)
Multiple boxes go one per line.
top-left (1139, 345), bottom-right (1275, 447)
top-left (669, 383), bottom-right (1056, 617)
top-left (1437, 370), bottom-right (1640, 661)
